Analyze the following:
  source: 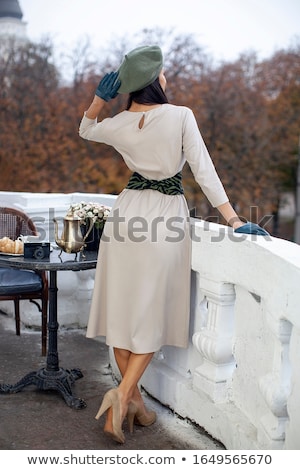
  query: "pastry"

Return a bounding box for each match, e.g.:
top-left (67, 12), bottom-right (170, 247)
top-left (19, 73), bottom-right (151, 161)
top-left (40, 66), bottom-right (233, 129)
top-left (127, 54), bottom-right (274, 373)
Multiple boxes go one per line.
top-left (0, 236), bottom-right (24, 254)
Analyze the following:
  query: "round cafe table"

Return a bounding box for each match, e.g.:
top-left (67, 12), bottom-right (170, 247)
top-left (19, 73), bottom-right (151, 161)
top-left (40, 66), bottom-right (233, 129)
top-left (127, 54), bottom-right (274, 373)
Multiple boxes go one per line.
top-left (0, 248), bottom-right (97, 409)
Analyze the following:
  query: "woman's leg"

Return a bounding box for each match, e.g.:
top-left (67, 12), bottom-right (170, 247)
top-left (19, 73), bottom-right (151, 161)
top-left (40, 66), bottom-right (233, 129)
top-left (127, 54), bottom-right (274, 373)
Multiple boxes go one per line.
top-left (103, 348), bottom-right (154, 433)
top-left (116, 348), bottom-right (153, 404)
top-left (114, 348), bottom-right (153, 407)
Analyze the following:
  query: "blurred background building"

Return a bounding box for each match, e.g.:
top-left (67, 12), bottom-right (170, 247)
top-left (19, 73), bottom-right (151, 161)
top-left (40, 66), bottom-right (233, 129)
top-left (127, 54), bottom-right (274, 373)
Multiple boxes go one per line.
top-left (0, 0), bottom-right (27, 43)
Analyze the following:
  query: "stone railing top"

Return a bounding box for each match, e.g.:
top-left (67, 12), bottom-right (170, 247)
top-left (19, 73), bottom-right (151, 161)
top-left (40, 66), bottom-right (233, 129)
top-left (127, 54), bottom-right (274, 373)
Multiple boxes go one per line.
top-left (0, 191), bottom-right (117, 210)
top-left (193, 219), bottom-right (300, 269)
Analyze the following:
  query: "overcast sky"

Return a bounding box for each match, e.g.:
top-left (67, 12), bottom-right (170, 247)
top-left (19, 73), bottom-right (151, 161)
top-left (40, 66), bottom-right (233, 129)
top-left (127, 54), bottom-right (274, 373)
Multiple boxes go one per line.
top-left (19, 0), bottom-right (300, 62)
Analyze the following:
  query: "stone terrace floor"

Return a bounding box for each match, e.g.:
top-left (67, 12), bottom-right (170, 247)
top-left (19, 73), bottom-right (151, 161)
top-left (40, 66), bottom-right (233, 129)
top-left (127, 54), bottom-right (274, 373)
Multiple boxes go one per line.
top-left (0, 314), bottom-right (224, 451)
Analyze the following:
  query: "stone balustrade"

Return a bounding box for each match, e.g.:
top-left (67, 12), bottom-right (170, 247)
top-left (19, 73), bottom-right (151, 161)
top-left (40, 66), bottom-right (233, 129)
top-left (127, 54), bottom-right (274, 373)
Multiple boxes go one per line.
top-left (1, 191), bottom-right (300, 449)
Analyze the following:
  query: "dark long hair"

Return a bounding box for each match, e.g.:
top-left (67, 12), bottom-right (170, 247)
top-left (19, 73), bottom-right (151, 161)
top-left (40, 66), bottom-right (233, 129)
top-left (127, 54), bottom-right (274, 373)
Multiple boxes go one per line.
top-left (126, 77), bottom-right (169, 110)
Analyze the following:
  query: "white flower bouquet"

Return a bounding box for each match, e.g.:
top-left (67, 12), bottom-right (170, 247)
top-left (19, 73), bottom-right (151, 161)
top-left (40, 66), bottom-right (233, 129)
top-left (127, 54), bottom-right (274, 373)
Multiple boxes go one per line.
top-left (67, 201), bottom-right (111, 229)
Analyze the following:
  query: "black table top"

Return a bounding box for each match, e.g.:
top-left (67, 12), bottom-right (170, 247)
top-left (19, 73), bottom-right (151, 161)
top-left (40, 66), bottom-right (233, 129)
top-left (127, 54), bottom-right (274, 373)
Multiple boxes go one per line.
top-left (0, 247), bottom-right (98, 271)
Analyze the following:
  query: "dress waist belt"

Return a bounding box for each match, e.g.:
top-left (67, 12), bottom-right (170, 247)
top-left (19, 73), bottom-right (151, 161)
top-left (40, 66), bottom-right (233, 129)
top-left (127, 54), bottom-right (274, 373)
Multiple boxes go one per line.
top-left (126, 172), bottom-right (184, 195)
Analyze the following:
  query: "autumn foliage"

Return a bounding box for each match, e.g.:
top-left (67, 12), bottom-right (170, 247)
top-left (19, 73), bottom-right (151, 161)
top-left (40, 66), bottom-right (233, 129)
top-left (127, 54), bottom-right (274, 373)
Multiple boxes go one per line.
top-left (0, 32), bottom-right (299, 237)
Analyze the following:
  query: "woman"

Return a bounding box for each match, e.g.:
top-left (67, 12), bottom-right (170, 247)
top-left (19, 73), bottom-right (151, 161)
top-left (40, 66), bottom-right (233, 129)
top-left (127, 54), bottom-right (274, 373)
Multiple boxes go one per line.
top-left (79, 45), bottom-right (267, 444)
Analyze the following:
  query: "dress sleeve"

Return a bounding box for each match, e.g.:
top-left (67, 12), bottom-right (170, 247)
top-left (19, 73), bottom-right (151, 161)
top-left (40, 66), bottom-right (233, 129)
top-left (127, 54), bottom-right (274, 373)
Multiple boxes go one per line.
top-left (182, 108), bottom-right (229, 208)
top-left (79, 113), bottom-right (111, 144)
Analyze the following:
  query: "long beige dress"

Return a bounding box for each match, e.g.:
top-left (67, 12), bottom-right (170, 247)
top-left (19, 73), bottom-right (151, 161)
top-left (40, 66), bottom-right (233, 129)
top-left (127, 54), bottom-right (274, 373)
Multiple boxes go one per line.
top-left (79, 104), bottom-right (228, 353)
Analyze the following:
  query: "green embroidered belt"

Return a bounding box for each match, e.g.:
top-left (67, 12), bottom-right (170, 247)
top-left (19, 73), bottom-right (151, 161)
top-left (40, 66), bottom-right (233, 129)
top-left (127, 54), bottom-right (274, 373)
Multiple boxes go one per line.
top-left (126, 172), bottom-right (184, 195)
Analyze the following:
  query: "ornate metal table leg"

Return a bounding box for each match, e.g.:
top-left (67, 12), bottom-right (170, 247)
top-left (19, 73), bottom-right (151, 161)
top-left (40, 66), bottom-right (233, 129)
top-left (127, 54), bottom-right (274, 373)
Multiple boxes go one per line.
top-left (0, 271), bottom-right (86, 409)
top-left (0, 368), bottom-right (86, 409)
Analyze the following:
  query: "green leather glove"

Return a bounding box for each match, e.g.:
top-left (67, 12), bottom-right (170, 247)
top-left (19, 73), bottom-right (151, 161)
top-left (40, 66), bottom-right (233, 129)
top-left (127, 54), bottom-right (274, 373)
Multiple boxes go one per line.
top-left (95, 72), bottom-right (121, 101)
top-left (234, 222), bottom-right (269, 236)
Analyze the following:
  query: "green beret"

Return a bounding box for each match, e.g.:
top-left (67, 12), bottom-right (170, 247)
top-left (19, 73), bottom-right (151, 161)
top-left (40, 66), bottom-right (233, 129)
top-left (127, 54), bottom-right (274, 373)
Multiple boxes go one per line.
top-left (117, 45), bottom-right (163, 94)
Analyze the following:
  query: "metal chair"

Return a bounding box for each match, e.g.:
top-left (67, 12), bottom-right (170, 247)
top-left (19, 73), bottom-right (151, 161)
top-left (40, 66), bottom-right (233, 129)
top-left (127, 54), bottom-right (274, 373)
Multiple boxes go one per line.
top-left (0, 207), bottom-right (48, 355)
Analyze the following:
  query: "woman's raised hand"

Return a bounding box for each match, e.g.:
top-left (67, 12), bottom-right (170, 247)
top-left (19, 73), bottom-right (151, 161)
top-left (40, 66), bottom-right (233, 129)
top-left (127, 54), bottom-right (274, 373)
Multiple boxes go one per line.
top-left (95, 72), bottom-right (121, 102)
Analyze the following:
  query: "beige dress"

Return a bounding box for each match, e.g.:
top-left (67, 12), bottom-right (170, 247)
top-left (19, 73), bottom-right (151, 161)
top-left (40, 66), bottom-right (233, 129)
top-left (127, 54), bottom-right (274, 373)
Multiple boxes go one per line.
top-left (79, 104), bottom-right (228, 353)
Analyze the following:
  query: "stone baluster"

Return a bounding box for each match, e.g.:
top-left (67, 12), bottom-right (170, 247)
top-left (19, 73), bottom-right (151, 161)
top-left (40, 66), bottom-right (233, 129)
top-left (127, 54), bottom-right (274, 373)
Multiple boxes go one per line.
top-left (258, 317), bottom-right (292, 448)
top-left (192, 278), bottom-right (236, 402)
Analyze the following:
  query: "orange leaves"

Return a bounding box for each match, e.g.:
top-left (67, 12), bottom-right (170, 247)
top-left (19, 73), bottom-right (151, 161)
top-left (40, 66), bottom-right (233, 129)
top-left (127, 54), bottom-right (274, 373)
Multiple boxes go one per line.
top-left (0, 36), bottom-right (299, 236)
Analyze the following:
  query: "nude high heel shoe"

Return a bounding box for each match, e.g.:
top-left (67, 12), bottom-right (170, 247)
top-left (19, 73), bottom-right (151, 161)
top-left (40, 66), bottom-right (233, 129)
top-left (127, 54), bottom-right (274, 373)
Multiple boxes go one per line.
top-left (130, 401), bottom-right (157, 428)
top-left (134, 408), bottom-right (156, 426)
top-left (127, 402), bottom-right (138, 433)
top-left (95, 389), bottom-right (125, 444)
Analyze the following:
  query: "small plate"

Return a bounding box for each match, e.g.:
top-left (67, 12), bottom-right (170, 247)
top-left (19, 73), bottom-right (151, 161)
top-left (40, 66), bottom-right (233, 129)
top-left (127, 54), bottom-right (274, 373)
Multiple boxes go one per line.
top-left (0, 251), bottom-right (23, 256)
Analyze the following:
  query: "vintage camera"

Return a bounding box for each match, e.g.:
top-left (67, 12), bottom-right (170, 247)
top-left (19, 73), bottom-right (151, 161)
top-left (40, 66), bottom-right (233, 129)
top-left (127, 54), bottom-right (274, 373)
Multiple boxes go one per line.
top-left (24, 242), bottom-right (50, 260)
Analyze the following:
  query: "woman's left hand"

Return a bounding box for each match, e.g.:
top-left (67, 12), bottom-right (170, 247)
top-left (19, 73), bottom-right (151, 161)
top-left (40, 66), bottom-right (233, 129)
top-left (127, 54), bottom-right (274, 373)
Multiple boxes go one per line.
top-left (234, 222), bottom-right (269, 236)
